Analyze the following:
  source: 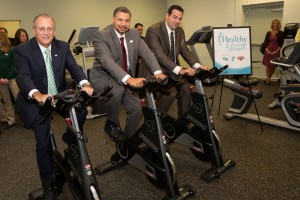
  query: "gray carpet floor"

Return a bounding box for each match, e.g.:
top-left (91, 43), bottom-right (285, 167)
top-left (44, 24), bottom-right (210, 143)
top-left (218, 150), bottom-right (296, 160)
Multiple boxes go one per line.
top-left (0, 79), bottom-right (299, 200)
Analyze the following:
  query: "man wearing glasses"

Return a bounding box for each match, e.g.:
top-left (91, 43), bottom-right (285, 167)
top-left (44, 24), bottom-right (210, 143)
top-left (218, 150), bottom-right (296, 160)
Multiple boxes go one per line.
top-left (14, 13), bottom-right (93, 200)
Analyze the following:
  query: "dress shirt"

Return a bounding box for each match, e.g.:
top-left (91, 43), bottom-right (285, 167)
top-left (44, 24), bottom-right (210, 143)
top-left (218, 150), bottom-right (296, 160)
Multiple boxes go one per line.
top-left (29, 44), bottom-right (89, 98)
top-left (165, 22), bottom-right (202, 75)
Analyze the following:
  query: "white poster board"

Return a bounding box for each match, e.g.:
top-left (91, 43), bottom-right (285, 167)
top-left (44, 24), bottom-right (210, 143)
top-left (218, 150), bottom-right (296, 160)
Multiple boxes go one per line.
top-left (213, 27), bottom-right (252, 75)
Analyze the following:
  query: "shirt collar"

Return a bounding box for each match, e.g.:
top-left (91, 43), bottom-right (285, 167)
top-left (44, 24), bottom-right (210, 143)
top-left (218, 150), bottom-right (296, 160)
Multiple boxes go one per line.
top-left (165, 21), bottom-right (174, 35)
top-left (38, 44), bottom-right (52, 53)
top-left (114, 29), bottom-right (126, 40)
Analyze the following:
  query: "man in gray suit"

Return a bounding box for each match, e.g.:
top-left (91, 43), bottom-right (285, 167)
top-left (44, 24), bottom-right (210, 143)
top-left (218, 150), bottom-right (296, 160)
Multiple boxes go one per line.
top-left (89, 6), bottom-right (165, 141)
top-left (145, 5), bottom-right (208, 119)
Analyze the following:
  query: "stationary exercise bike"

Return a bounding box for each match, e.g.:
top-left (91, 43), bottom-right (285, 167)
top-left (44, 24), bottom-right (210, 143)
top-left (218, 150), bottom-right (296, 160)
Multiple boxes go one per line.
top-left (94, 77), bottom-right (194, 200)
top-left (161, 66), bottom-right (235, 182)
top-left (28, 87), bottom-right (112, 200)
top-left (223, 44), bottom-right (300, 131)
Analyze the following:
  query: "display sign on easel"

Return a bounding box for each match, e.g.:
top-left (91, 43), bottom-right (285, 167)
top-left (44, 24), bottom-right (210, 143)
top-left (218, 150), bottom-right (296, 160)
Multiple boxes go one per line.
top-left (212, 26), bottom-right (252, 76)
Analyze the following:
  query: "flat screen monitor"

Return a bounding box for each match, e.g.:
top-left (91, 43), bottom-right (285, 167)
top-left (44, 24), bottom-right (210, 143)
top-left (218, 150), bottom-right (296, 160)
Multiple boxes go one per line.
top-left (284, 23), bottom-right (299, 39)
top-left (77, 26), bottom-right (99, 45)
top-left (187, 26), bottom-right (212, 45)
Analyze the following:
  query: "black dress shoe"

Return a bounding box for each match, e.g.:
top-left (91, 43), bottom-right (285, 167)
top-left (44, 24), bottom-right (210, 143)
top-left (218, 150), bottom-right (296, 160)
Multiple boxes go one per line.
top-left (105, 120), bottom-right (125, 142)
top-left (43, 185), bottom-right (58, 200)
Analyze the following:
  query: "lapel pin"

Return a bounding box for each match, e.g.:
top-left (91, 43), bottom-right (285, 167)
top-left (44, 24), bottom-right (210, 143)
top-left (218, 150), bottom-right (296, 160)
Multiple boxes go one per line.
top-left (130, 40), bottom-right (133, 43)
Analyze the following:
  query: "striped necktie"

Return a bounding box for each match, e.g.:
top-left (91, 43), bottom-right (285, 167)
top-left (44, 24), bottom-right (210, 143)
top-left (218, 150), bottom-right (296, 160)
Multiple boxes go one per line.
top-left (44, 48), bottom-right (58, 95)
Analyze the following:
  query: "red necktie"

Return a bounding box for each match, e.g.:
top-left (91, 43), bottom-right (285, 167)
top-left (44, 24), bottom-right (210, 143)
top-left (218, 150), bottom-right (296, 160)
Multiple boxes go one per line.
top-left (120, 37), bottom-right (128, 72)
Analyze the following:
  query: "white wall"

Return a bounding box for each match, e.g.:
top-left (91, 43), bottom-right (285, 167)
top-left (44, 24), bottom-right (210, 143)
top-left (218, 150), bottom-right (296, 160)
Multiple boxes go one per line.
top-left (238, 0), bottom-right (300, 27)
top-left (167, 0), bottom-right (237, 68)
top-left (1, 0), bottom-right (299, 77)
top-left (1, 0), bottom-right (167, 42)
top-left (282, 0), bottom-right (300, 25)
top-left (1, 0), bottom-right (167, 69)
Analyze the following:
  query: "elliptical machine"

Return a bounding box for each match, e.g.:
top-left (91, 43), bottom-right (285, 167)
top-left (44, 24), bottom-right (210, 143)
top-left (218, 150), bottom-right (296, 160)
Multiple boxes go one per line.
top-left (28, 87), bottom-right (111, 200)
top-left (94, 77), bottom-right (194, 200)
top-left (268, 42), bottom-right (300, 109)
top-left (161, 66), bottom-right (235, 182)
top-left (223, 43), bottom-right (300, 132)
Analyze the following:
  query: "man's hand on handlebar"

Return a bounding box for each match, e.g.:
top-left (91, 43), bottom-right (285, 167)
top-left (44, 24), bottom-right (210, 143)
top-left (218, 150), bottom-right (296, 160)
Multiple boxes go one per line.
top-left (32, 91), bottom-right (54, 104)
top-left (154, 73), bottom-right (167, 80)
top-left (198, 65), bottom-right (209, 71)
top-left (179, 68), bottom-right (197, 76)
top-left (126, 77), bottom-right (146, 88)
top-left (81, 84), bottom-right (94, 96)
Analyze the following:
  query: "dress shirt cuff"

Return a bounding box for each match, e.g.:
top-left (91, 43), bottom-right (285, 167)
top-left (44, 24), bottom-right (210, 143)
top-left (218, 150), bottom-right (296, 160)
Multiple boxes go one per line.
top-left (122, 74), bottom-right (131, 85)
top-left (79, 80), bottom-right (90, 87)
top-left (153, 70), bottom-right (162, 75)
top-left (193, 63), bottom-right (202, 69)
top-left (172, 66), bottom-right (182, 75)
top-left (29, 89), bottom-right (39, 99)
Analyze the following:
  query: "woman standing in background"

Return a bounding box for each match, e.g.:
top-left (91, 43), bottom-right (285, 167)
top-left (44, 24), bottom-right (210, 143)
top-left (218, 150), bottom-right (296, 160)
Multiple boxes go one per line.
top-left (14, 28), bottom-right (29, 46)
top-left (262, 19), bottom-right (284, 85)
top-left (0, 32), bottom-right (17, 129)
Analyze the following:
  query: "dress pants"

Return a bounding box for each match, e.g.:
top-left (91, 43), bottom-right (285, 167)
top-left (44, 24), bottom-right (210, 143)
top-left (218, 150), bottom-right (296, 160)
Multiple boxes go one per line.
top-left (31, 105), bottom-right (87, 187)
top-left (31, 112), bottom-right (54, 187)
top-left (156, 80), bottom-right (192, 118)
top-left (104, 78), bottom-right (142, 138)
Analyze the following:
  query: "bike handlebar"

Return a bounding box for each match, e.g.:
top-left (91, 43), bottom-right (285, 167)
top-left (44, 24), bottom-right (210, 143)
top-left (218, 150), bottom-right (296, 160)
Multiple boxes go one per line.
top-left (128, 76), bottom-right (169, 94)
top-left (39, 86), bottom-right (113, 115)
top-left (193, 65), bottom-right (228, 80)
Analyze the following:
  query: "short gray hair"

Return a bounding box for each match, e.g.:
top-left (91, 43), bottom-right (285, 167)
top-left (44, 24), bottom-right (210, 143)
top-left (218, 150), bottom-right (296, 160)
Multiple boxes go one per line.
top-left (33, 13), bottom-right (56, 28)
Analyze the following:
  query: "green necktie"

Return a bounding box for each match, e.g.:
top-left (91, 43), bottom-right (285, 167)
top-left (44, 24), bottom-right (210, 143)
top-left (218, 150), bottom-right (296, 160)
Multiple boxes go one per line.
top-left (44, 48), bottom-right (58, 95)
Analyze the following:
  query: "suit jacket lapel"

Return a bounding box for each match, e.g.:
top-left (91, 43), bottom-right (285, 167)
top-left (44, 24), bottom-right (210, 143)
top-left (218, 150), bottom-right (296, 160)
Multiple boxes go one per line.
top-left (125, 31), bottom-right (134, 71)
top-left (161, 21), bottom-right (171, 54)
top-left (109, 25), bottom-right (123, 68)
top-left (174, 28), bottom-right (180, 55)
top-left (32, 38), bottom-right (48, 89)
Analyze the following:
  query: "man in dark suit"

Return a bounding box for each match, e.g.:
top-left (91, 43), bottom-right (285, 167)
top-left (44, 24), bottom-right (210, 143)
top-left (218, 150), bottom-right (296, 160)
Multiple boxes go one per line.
top-left (134, 23), bottom-right (145, 40)
top-left (89, 6), bottom-right (165, 141)
top-left (15, 13), bottom-right (93, 200)
top-left (145, 5), bottom-right (208, 118)
top-left (134, 23), bottom-right (145, 77)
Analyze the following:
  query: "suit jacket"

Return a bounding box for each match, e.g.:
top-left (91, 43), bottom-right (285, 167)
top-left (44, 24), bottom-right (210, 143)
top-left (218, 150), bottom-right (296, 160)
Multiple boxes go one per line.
top-left (145, 21), bottom-right (198, 74)
top-left (15, 37), bottom-right (87, 127)
top-left (89, 24), bottom-right (161, 92)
